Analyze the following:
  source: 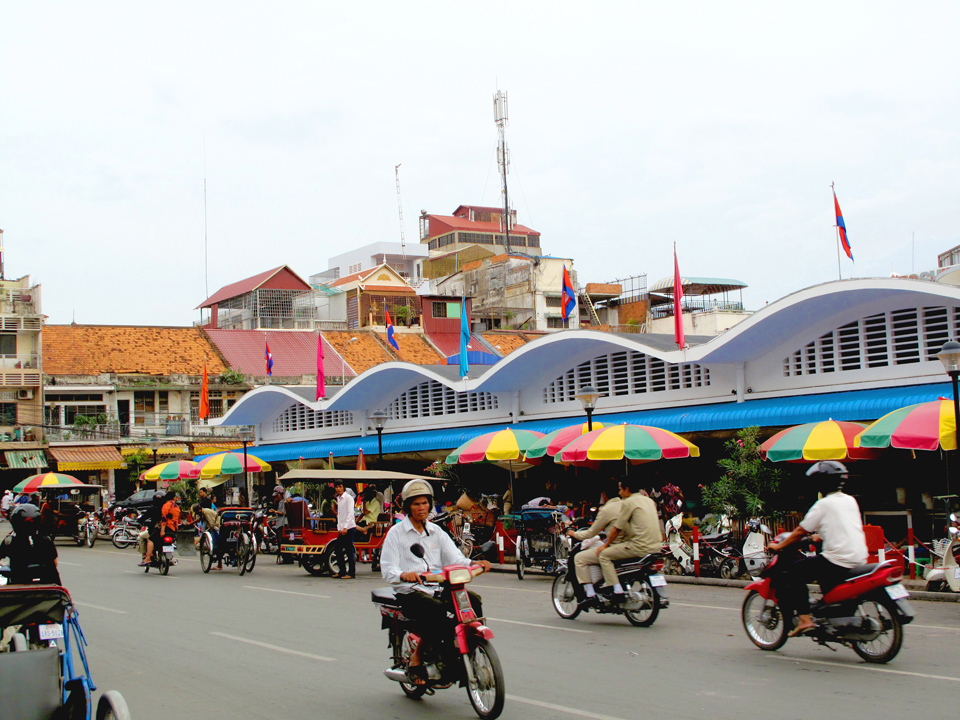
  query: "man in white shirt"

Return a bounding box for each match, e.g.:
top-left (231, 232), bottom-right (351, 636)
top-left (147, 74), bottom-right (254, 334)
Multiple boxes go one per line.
top-left (380, 479), bottom-right (490, 684)
top-left (332, 480), bottom-right (357, 579)
top-left (768, 461), bottom-right (868, 636)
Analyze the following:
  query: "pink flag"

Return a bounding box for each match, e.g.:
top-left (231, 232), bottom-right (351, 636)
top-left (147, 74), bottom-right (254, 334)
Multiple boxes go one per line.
top-left (316, 332), bottom-right (325, 400)
top-left (673, 246), bottom-right (685, 349)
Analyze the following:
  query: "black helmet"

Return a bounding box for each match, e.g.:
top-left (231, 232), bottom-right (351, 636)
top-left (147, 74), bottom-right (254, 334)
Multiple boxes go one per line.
top-left (806, 460), bottom-right (848, 493)
top-left (10, 503), bottom-right (41, 534)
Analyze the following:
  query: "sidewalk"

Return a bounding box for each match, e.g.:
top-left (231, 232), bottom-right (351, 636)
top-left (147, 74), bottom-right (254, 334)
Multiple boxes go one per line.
top-left (488, 563), bottom-right (960, 602)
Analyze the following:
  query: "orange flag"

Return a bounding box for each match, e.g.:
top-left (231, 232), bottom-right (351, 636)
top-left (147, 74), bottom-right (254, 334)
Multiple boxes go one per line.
top-left (357, 448), bottom-right (367, 471)
top-left (200, 358), bottom-right (210, 420)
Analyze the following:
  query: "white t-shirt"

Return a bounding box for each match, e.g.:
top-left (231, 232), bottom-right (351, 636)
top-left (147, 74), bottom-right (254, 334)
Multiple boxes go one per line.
top-left (800, 491), bottom-right (868, 568)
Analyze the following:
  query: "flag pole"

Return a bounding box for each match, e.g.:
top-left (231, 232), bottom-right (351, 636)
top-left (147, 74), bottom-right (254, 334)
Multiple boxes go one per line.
top-left (832, 182), bottom-right (842, 280)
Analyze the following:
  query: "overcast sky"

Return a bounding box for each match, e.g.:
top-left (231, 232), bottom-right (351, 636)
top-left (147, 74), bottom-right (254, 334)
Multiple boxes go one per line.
top-left (2, 2), bottom-right (958, 326)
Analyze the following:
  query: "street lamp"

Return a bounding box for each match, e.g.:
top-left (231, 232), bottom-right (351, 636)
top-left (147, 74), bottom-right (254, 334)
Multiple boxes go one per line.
top-left (148, 435), bottom-right (162, 468)
top-left (574, 385), bottom-right (601, 432)
top-left (370, 410), bottom-right (388, 463)
top-left (238, 427), bottom-right (255, 506)
top-left (937, 340), bottom-right (960, 495)
top-left (341, 337), bottom-right (358, 386)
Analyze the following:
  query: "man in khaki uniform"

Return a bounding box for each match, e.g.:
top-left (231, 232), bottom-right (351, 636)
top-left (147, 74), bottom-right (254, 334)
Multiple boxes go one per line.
top-left (567, 485), bottom-right (622, 595)
top-left (595, 477), bottom-right (662, 601)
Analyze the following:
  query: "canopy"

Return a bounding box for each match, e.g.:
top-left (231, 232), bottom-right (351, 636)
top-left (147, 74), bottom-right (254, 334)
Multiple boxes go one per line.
top-left (556, 424), bottom-right (700, 464)
top-left (140, 460), bottom-right (201, 482)
top-left (196, 452), bottom-right (272, 479)
top-left (446, 428), bottom-right (546, 464)
top-left (14, 473), bottom-right (102, 493)
top-left (523, 422), bottom-right (604, 460)
top-left (857, 398), bottom-right (958, 451)
top-left (759, 420), bottom-right (882, 462)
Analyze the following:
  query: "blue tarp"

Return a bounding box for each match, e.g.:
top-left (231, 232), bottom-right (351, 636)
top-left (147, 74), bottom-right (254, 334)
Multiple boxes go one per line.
top-left (219, 382), bottom-right (953, 464)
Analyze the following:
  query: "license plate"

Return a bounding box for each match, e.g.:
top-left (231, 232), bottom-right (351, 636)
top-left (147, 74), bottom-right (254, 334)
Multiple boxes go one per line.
top-left (463, 522), bottom-right (471, 533)
top-left (886, 583), bottom-right (909, 600)
top-left (649, 574), bottom-right (667, 587)
top-left (163, 545), bottom-right (176, 554)
top-left (39, 623), bottom-right (64, 640)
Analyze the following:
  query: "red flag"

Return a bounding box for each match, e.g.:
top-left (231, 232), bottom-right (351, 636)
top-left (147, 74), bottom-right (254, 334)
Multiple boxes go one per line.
top-left (357, 448), bottom-right (366, 471)
top-left (199, 358), bottom-right (210, 420)
top-left (673, 246), bottom-right (685, 349)
top-left (315, 332), bottom-right (325, 400)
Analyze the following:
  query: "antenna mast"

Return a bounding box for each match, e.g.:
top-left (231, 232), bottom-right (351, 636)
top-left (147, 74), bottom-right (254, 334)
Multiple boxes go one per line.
top-left (493, 90), bottom-right (512, 256)
top-left (395, 164), bottom-right (406, 264)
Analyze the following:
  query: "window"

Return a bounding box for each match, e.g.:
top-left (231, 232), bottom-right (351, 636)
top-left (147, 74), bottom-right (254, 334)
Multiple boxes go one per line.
top-left (432, 301), bottom-right (447, 318)
top-left (545, 295), bottom-right (562, 308)
top-left (134, 391), bottom-right (155, 425)
top-left (0, 402), bottom-right (15, 425)
top-left (0, 334), bottom-right (15, 356)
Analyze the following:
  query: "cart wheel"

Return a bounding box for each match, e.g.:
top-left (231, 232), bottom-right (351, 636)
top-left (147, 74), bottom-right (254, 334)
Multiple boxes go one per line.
top-left (237, 533), bottom-right (251, 576)
top-left (516, 542), bottom-right (525, 581)
top-left (97, 690), bottom-right (132, 720)
top-left (300, 548), bottom-right (333, 577)
top-left (200, 535), bottom-right (213, 573)
top-left (245, 536), bottom-right (257, 574)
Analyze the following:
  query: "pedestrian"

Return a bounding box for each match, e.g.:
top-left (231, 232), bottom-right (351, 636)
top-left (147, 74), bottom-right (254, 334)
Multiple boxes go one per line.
top-left (1, 489), bottom-right (12, 520)
top-left (332, 480), bottom-right (356, 579)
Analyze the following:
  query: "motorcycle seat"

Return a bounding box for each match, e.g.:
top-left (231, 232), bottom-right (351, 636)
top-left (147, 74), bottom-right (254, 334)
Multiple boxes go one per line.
top-left (839, 562), bottom-right (881, 580)
top-left (613, 552), bottom-right (660, 568)
top-left (701, 532), bottom-right (730, 542)
top-left (371, 587), bottom-right (402, 606)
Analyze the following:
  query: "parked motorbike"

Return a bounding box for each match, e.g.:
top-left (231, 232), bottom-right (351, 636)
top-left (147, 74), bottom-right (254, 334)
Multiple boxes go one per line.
top-left (142, 529), bottom-right (178, 575)
top-left (741, 533), bottom-right (914, 663)
top-left (111, 512), bottom-right (145, 549)
top-left (551, 535), bottom-right (669, 627)
top-left (253, 508), bottom-right (281, 555)
top-left (742, 518), bottom-right (772, 579)
top-left (371, 543), bottom-right (505, 720)
top-left (663, 513), bottom-right (741, 578)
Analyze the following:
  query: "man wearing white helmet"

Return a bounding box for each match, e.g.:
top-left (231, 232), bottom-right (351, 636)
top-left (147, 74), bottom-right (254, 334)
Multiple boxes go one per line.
top-left (380, 478), bottom-right (491, 685)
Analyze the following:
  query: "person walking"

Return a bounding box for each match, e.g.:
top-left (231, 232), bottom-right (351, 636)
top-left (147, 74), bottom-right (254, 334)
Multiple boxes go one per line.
top-left (332, 480), bottom-right (356, 579)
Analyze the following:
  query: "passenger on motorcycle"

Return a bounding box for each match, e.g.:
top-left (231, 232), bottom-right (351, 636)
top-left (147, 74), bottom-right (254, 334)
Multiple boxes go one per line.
top-left (380, 479), bottom-right (491, 685)
top-left (767, 460), bottom-right (868, 637)
top-left (584, 477), bottom-right (661, 603)
top-left (0, 504), bottom-right (62, 585)
top-left (567, 483), bottom-right (622, 597)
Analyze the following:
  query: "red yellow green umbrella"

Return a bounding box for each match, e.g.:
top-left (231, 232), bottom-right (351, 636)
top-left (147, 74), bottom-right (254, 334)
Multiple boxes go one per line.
top-left (140, 460), bottom-right (201, 482)
top-left (196, 451), bottom-right (272, 479)
top-left (14, 472), bottom-right (101, 493)
top-left (556, 424), bottom-right (699, 464)
top-left (857, 399), bottom-right (957, 451)
top-left (759, 420), bottom-right (882, 463)
top-left (446, 428), bottom-right (546, 464)
top-left (523, 422), bottom-right (605, 461)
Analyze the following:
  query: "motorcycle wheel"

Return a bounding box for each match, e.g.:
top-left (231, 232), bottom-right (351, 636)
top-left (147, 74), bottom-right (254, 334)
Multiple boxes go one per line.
top-left (75, 528), bottom-right (86, 547)
top-left (199, 535), bottom-right (213, 573)
top-left (741, 590), bottom-right (787, 650)
top-left (112, 530), bottom-right (135, 550)
top-left (459, 536), bottom-right (475, 559)
top-left (463, 637), bottom-right (505, 720)
top-left (237, 534), bottom-right (251, 576)
top-left (624, 579), bottom-right (660, 627)
top-left (392, 630), bottom-right (428, 700)
top-left (159, 553), bottom-right (170, 576)
top-left (551, 574), bottom-right (581, 620)
top-left (719, 558), bottom-right (740, 580)
top-left (86, 524), bottom-right (97, 548)
top-left (851, 599), bottom-right (903, 663)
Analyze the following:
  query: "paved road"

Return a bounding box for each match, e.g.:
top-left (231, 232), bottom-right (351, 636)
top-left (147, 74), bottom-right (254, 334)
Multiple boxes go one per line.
top-left (49, 542), bottom-right (960, 720)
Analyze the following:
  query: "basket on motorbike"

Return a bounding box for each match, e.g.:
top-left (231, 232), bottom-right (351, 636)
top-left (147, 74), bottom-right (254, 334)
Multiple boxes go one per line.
top-left (513, 507), bottom-right (568, 580)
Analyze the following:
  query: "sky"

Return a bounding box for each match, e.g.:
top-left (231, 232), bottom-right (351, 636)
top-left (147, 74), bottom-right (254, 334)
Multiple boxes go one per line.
top-left (2, 2), bottom-right (958, 326)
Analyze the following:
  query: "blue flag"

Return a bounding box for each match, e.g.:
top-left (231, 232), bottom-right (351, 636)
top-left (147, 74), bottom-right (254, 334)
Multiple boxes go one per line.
top-left (385, 309), bottom-right (399, 350)
top-left (459, 298), bottom-right (469, 378)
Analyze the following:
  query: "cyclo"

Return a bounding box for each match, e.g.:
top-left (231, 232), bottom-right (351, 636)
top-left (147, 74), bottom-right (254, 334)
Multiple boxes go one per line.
top-left (513, 506), bottom-right (569, 579)
top-left (277, 469), bottom-right (421, 576)
top-left (197, 507), bottom-right (257, 575)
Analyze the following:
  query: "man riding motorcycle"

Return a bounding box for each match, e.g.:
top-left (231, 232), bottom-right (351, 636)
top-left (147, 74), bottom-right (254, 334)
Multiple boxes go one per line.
top-left (379, 479), bottom-right (491, 685)
top-left (767, 460), bottom-right (868, 637)
top-left (0, 504), bottom-right (62, 585)
top-left (566, 483), bottom-right (622, 598)
top-left (139, 491), bottom-right (176, 567)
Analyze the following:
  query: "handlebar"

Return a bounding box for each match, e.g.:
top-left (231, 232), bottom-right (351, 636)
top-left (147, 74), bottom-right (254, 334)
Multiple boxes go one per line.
top-left (417, 564), bottom-right (485, 585)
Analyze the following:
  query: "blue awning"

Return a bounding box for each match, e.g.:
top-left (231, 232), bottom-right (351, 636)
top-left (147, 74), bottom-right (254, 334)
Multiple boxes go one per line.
top-left (237, 382), bottom-right (953, 464)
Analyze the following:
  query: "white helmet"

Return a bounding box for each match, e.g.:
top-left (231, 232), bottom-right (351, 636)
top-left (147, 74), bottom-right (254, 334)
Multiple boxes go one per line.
top-left (400, 479), bottom-right (434, 509)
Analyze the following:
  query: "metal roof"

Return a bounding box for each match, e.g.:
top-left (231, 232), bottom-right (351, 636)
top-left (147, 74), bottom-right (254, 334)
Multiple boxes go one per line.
top-left (648, 276), bottom-right (748, 295)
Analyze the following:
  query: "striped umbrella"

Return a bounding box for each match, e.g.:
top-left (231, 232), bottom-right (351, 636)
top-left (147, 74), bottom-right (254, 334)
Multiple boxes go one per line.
top-left (140, 460), bottom-right (202, 482)
top-left (523, 422), bottom-right (605, 461)
top-left (196, 451), bottom-right (272, 479)
top-left (857, 398), bottom-right (958, 451)
top-left (556, 424), bottom-right (699, 464)
top-left (759, 420), bottom-right (882, 462)
top-left (446, 428), bottom-right (546, 464)
top-left (14, 472), bottom-right (100, 493)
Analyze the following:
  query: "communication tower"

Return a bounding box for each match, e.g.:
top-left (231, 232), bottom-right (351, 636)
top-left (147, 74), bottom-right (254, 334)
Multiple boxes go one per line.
top-left (493, 90), bottom-right (512, 256)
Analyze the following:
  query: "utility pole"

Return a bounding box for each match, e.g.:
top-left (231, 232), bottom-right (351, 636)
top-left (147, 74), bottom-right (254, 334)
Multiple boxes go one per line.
top-left (395, 164), bottom-right (407, 266)
top-left (494, 90), bottom-right (512, 256)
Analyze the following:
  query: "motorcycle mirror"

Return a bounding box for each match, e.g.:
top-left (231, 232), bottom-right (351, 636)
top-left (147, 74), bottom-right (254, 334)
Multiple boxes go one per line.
top-left (410, 543), bottom-right (425, 559)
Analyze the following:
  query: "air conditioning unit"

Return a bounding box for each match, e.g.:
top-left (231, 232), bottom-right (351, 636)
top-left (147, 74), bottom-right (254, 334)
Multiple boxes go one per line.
top-left (17, 389), bottom-right (34, 400)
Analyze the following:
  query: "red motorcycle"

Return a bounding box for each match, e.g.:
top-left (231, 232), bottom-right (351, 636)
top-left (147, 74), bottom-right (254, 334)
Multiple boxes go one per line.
top-left (372, 546), bottom-right (505, 719)
top-left (741, 536), bottom-right (914, 663)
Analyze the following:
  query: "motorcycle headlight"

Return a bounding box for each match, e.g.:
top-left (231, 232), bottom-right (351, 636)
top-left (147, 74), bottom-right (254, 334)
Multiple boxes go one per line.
top-left (447, 567), bottom-right (473, 584)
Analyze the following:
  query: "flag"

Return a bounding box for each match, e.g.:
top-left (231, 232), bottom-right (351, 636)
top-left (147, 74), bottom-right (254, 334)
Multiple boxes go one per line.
top-left (673, 246), bottom-right (685, 349)
top-left (459, 297), bottom-right (470, 378)
top-left (385, 309), bottom-right (399, 350)
top-left (834, 190), bottom-right (854, 261)
top-left (199, 358), bottom-right (209, 420)
top-left (265, 340), bottom-right (274, 376)
top-left (357, 448), bottom-right (366, 471)
top-left (328, 451), bottom-right (334, 469)
top-left (315, 332), bottom-right (325, 400)
top-left (561, 264), bottom-right (576, 322)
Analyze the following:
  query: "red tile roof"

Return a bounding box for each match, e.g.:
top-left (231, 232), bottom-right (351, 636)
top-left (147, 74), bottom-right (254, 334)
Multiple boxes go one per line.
top-left (197, 266), bottom-right (312, 309)
top-left (43, 325), bottom-right (227, 376)
top-left (427, 215), bottom-right (540, 238)
top-left (426, 332), bottom-right (486, 358)
top-left (205, 329), bottom-right (348, 378)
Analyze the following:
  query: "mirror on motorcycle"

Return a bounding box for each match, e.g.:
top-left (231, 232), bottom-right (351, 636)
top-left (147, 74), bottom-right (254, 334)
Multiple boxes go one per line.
top-left (410, 543), bottom-right (425, 559)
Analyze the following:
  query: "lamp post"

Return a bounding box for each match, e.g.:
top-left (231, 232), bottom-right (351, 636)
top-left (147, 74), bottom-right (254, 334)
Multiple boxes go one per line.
top-left (371, 410), bottom-right (388, 464)
top-left (341, 337), bottom-right (358, 387)
top-left (574, 385), bottom-right (601, 432)
top-left (148, 435), bottom-right (162, 468)
top-left (238, 428), bottom-right (255, 506)
top-left (937, 340), bottom-right (960, 496)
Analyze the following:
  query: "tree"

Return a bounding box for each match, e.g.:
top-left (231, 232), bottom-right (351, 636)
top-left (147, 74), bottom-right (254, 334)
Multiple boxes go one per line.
top-left (701, 426), bottom-right (784, 523)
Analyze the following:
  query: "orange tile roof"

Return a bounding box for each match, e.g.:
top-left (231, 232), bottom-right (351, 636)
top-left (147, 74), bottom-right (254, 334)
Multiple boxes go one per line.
top-left (376, 332), bottom-right (444, 365)
top-left (480, 332), bottom-right (531, 356)
top-left (43, 325), bottom-right (228, 376)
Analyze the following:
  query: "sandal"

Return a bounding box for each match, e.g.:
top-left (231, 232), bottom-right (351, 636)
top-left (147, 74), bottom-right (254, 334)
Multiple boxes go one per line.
top-left (406, 664), bottom-right (428, 686)
top-left (788, 624), bottom-right (815, 637)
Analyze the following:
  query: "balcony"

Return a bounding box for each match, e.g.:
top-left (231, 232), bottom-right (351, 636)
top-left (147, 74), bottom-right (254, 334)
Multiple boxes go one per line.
top-left (0, 286), bottom-right (42, 321)
top-left (43, 412), bottom-right (241, 444)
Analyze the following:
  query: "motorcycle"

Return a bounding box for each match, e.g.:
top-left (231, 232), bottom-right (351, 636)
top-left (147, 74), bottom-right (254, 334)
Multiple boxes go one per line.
top-left (371, 543), bottom-right (505, 720)
top-left (742, 518), bottom-right (773, 579)
top-left (741, 534), bottom-right (914, 663)
top-left (142, 529), bottom-right (178, 575)
top-left (111, 512), bottom-right (144, 549)
top-left (551, 534), bottom-right (669, 627)
top-left (662, 513), bottom-right (741, 578)
top-left (253, 508), bottom-right (281, 556)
